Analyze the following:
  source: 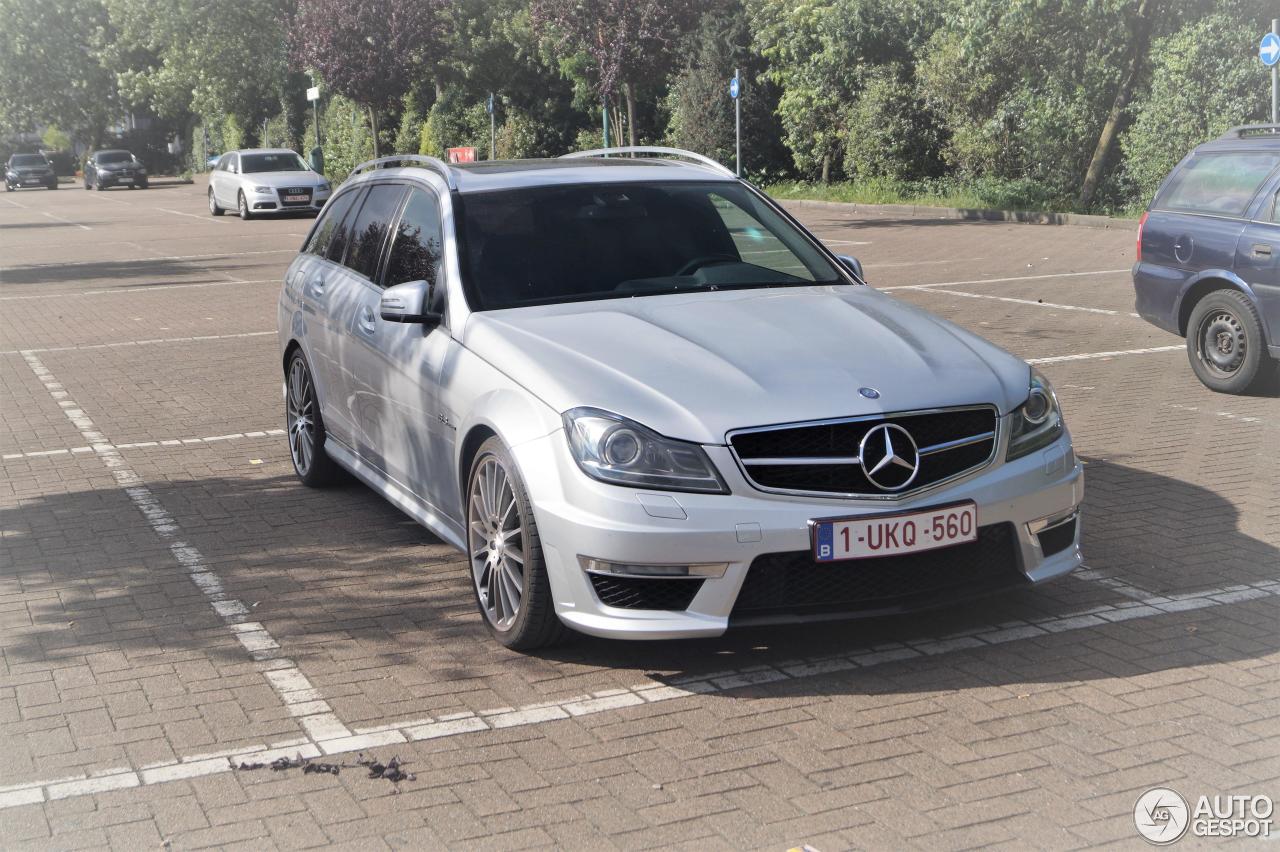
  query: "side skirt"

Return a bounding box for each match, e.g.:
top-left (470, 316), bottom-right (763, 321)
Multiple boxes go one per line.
top-left (323, 439), bottom-right (466, 552)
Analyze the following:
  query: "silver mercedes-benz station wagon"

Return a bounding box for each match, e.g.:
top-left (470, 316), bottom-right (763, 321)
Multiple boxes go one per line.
top-left (277, 147), bottom-right (1083, 649)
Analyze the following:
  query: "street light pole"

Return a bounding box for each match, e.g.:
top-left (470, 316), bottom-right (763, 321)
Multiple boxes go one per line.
top-left (1273, 19), bottom-right (1278, 124)
top-left (734, 68), bottom-right (741, 177)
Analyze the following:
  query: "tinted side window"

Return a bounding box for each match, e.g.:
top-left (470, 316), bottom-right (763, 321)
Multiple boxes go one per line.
top-left (385, 188), bottom-right (444, 287)
top-left (305, 189), bottom-right (362, 258)
top-left (343, 183), bottom-right (406, 281)
top-left (1158, 153), bottom-right (1280, 217)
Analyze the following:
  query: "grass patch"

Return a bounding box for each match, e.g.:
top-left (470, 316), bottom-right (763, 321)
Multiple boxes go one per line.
top-left (762, 176), bottom-right (1142, 220)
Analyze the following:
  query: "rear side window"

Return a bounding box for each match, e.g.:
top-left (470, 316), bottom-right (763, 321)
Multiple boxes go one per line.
top-left (384, 188), bottom-right (444, 287)
top-left (343, 184), bottom-right (407, 281)
top-left (304, 188), bottom-right (362, 258)
top-left (1157, 152), bottom-right (1280, 217)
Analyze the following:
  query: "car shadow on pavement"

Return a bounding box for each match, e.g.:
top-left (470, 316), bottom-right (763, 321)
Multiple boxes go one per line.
top-left (0, 258), bottom-right (270, 287)
top-left (1, 455), bottom-right (1275, 714)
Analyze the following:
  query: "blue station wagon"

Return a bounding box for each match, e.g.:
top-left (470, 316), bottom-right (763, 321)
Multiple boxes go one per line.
top-left (1133, 124), bottom-right (1280, 393)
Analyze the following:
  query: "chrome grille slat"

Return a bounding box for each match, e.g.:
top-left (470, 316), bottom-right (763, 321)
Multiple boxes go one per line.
top-left (728, 406), bottom-right (999, 499)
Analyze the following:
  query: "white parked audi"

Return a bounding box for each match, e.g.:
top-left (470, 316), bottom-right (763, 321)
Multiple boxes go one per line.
top-left (209, 149), bottom-right (330, 219)
top-left (277, 147), bottom-right (1084, 649)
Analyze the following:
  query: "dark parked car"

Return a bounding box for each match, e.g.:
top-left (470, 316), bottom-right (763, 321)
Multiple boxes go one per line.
top-left (4, 153), bottom-right (57, 191)
top-left (84, 149), bottom-right (148, 190)
top-left (1134, 124), bottom-right (1280, 393)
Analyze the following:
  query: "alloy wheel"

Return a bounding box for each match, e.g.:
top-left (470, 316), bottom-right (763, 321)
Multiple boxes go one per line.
top-left (286, 357), bottom-right (316, 476)
top-left (1197, 310), bottom-right (1246, 377)
top-left (468, 457), bottom-right (525, 631)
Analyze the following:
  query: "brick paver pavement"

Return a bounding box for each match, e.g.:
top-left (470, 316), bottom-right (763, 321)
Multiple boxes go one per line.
top-left (0, 181), bottom-right (1276, 850)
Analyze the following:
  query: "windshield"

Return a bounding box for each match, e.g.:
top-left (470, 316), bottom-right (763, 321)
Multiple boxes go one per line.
top-left (11, 154), bottom-right (45, 167)
top-left (97, 151), bottom-right (133, 164)
top-left (241, 152), bottom-right (309, 173)
top-left (457, 181), bottom-right (843, 309)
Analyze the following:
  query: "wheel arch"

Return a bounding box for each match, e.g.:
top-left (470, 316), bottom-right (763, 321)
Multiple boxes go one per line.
top-left (1176, 272), bottom-right (1264, 338)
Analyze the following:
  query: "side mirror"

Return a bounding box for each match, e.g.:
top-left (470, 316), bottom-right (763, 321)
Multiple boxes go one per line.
top-left (380, 279), bottom-right (443, 327)
top-left (836, 255), bottom-right (865, 282)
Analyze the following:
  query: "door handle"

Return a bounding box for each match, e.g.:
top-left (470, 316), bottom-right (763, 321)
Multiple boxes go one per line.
top-left (357, 306), bottom-right (377, 334)
top-left (1252, 243), bottom-right (1273, 257)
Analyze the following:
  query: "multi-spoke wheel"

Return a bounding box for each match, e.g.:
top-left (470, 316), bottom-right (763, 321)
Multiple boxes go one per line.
top-left (466, 437), bottom-right (567, 649)
top-left (208, 187), bottom-right (224, 216)
top-left (1186, 289), bottom-right (1273, 394)
top-left (238, 190), bottom-right (252, 220)
top-left (284, 350), bottom-right (338, 486)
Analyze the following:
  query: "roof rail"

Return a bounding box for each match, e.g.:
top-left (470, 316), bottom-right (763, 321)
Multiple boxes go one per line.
top-left (560, 146), bottom-right (735, 178)
top-left (349, 154), bottom-right (456, 190)
top-left (1217, 124), bottom-right (1280, 140)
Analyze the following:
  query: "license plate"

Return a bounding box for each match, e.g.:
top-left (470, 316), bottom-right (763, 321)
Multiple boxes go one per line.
top-left (22, 179), bottom-right (38, 184)
top-left (283, 194), bottom-right (308, 202)
top-left (812, 502), bottom-right (977, 562)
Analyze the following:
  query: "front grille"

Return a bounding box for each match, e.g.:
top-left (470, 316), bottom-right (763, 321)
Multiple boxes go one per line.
top-left (588, 574), bottom-right (704, 610)
top-left (730, 522), bottom-right (1023, 621)
top-left (1037, 517), bottom-right (1077, 557)
top-left (729, 407), bottom-right (997, 497)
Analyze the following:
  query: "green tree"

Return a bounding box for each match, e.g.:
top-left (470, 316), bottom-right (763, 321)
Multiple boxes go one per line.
top-left (1121, 14), bottom-right (1268, 203)
top-left (0, 0), bottom-right (117, 147)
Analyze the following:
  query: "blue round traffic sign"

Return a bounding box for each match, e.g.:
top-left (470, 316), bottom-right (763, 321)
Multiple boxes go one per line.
top-left (729, 77), bottom-right (739, 99)
top-left (1261, 32), bottom-right (1280, 67)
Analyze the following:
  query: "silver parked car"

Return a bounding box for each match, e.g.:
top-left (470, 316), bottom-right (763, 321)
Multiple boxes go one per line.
top-left (208, 148), bottom-right (330, 220)
top-left (277, 147), bottom-right (1083, 650)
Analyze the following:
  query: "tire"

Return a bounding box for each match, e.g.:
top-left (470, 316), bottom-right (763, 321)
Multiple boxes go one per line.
top-left (47, 182), bottom-right (57, 190)
top-left (1186, 289), bottom-right (1273, 394)
top-left (208, 187), bottom-right (224, 216)
top-left (284, 350), bottom-right (341, 487)
top-left (466, 437), bottom-right (568, 650)
top-left (127, 184), bottom-right (133, 190)
top-left (137, 180), bottom-right (148, 190)
top-left (94, 181), bottom-right (104, 191)
top-left (83, 181), bottom-right (90, 190)
top-left (238, 191), bottom-right (252, 220)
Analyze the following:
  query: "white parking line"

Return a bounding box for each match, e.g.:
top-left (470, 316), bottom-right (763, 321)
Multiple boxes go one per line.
top-left (0, 196), bottom-right (26, 208)
top-left (1028, 345), bottom-right (1183, 364)
top-left (1168, 403), bottom-right (1267, 425)
top-left (158, 206), bottom-right (229, 224)
top-left (41, 211), bottom-right (92, 231)
top-left (1, 428), bottom-right (286, 461)
top-left (19, 351), bottom-right (352, 749)
top-left (0, 330), bottom-right (275, 355)
top-left (880, 268), bottom-right (1130, 292)
top-left (0, 568), bottom-right (1274, 810)
top-left (904, 286), bottom-right (1139, 317)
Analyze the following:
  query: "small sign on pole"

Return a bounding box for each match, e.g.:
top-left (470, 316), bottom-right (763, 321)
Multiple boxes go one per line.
top-left (447, 147), bottom-right (477, 164)
top-left (306, 86), bottom-right (320, 102)
top-left (1264, 24), bottom-right (1280, 124)
top-left (730, 71), bottom-right (741, 177)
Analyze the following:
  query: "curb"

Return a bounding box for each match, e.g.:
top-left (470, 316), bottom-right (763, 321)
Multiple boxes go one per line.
top-left (777, 198), bottom-right (1139, 231)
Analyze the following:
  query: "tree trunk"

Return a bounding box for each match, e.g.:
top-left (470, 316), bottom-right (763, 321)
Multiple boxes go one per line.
top-left (368, 106), bottom-right (381, 159)
top-left (821, 153), bottom-right (830, 184)
top-left (1077, 0), bottom-right (1153, 209)
top-left (623, 81), bottom-right (637, 148)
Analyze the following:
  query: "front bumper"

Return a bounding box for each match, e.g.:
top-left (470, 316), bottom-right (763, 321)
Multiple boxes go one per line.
top-left (511, 425), bottom-right (1084, 640)
top-left (97, 172), bottom-right (146, 186)
top-left (249, 187), bottom-right (329, 213)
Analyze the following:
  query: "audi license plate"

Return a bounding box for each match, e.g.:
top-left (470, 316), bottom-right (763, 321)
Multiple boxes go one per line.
top-left (283, 194), bottom-right (308, 202)
top-left (812, 502), bottom-right (977, 562)
top-left (22, 178), bottom-right (39, 184)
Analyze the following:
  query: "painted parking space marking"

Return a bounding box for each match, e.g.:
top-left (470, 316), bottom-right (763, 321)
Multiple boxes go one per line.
top-left (1028, 345), bottom-right (1183, 364)
top-left (0, 567), bottom-right (1275, 810)
top-left (158, 206), bottom-right (230, 224)
top-left (41, 210), bottom-right (92, 231)
top-left (0, 278), bottom-right (279, 302)
top-left (19, 351), bottom-right (353, 752)
top-left (1, 427), bottom-right (286, 462)
top-left (0, 330), bottom-right (276, 355)
top-left (880, 268), bottom-right (1130, 291)
top-left (1168, 402), bottom-right (1268, 425)
top-left (904, 286), bottom-right (1140, 317)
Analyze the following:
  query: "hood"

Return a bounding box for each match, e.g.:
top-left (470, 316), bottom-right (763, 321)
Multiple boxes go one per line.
top-left (462, 285), bottom-right (1031, 445)
top-left (247, 171), bottom-right (324, 187)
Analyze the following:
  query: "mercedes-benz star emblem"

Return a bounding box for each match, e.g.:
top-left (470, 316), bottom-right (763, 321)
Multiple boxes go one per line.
top-left (859, 423), bottom-right (920, 491)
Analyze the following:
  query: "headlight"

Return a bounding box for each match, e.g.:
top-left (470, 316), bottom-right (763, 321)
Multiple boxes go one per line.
top-left (253, 185), bottom-right (272, 194)
top-left (317, 181), bottom-right (330, 192)
top-left (563, 408), bottom-right (727, 493)
top-left (1007, 369), bottom-right (1064, 460)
